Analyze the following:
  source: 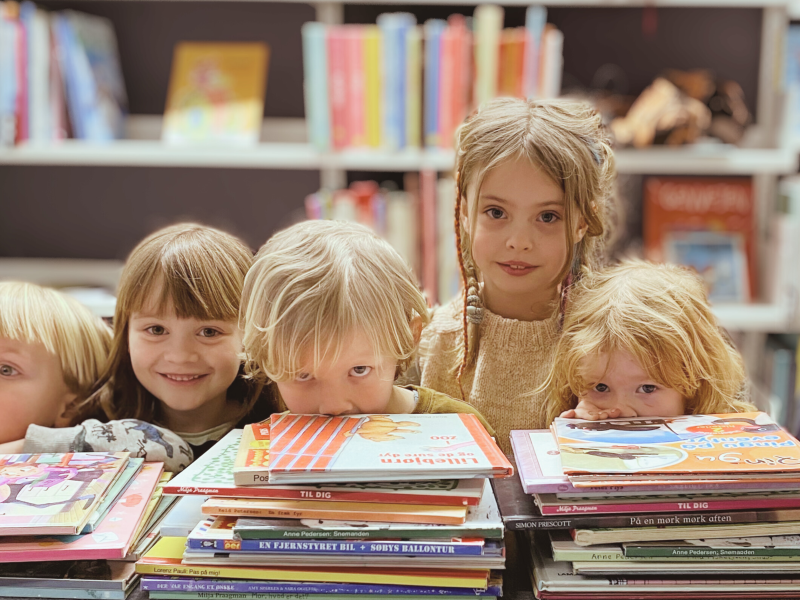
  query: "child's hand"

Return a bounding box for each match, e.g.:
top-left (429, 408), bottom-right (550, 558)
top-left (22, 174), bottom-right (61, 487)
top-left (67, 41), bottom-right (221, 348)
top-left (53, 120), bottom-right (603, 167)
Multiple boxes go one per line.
top-left (0, 439), bottom-right (24, 455)
top-left (562, 400), bottom-right (621, 421)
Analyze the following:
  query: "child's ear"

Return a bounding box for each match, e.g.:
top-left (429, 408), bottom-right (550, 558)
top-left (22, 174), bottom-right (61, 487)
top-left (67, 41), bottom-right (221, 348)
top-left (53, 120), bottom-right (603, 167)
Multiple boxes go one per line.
top-left (54, 392), bottom-right (79, 428)
top-left (411, 314), bottom-right (423, 346)
top-left (575, 218), bottom-right (589, 243)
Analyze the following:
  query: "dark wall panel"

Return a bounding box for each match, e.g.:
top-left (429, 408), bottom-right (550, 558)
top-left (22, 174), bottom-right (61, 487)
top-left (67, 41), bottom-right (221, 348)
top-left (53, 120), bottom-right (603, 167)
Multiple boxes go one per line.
top-left (0, 166), bottom-right (317, 258)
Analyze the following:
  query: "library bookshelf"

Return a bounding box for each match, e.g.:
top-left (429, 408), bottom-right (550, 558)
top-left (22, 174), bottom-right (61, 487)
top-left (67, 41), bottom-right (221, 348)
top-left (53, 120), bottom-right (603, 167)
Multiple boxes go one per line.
top-left (0, 0), bottom-right (797, 338)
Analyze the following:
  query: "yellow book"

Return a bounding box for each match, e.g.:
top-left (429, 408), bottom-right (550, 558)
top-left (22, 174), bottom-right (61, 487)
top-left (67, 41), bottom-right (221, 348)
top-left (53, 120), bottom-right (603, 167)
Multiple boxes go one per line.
top-left (364, 25), bottom-right (381, 148)
top-left (233, 420), bottom-right (270, 486)
top-left (201, 497), bottom-right (468, 525)
top-left (136, 537), bottom-right (489, 588)
top-left (163, 42), bottom-right (269, 145)
top-left (405, 25), bottom-right (422, 148)
top-left (473, 5), bottom-right (502, 106)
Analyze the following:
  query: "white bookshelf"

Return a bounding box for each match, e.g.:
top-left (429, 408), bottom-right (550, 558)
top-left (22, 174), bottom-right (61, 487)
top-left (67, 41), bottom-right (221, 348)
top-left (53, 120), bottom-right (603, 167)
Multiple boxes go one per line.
top-left (1, 117), bottom-right (796, 174)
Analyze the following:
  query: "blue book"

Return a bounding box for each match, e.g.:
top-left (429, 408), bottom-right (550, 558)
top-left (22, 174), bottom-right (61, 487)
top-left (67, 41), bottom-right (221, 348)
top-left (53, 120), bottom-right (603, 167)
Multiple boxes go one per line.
top-left (0, 13), bottom-right (19, 146)
top-left (302, 21), bottom-right (330, 150)
top-left (378, 13), bottom-right (415, 150)
top-left (140, 577), bottom-right (503, 596)
top-left (524, 5), bottom-right (547, 99)
top-left (423, 19), bottom-right (445, 148)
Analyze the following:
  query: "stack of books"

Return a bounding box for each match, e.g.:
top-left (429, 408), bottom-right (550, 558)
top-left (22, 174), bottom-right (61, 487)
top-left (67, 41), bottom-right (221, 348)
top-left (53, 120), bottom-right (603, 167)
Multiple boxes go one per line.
top-left (499, 412), bottom-right (800, 598)
top-left (0, 451), bottom-right (171, 599)
top-left (302, 4), bottom-right (563, 151)
top-left (140, 413), bottom-right (512, 600)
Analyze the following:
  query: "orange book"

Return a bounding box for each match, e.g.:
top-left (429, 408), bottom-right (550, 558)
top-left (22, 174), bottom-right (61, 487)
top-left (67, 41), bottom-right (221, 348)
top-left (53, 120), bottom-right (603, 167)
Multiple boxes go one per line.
top-left (643, 176), bottom-right (756, 301)
top-left (163, 42), bottom-right (269, 145)
top-left (498, 28), bottom-right (525, 98)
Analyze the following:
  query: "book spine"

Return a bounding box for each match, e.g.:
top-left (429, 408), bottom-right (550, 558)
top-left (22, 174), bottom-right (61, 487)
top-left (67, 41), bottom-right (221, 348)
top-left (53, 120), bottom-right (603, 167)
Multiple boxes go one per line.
top-left (344, 25), bottom-right (365, 147)
top-left (420, 168), bottom-right (438, 304)
top-left (503, 510), bottom-right (766, 531)
top-left (625, 545), bottom-right (800, 559)
top-left (539, 496), bottom-right (800, 515)
top-left (301, 22), bottom-right (330, 150)
top-left (458, 414), bottom-right (513, 476)
top-left (539, 25), bottom-right (563, 98)
top-left (437, 23), bottom-right (454, 148)
top-left (234, 526), bottom-right (502, 541)
top-left (472, 4), bottom-right (502, 107)
top-left (203, 504), bottom-right (464, 526)
top-left (186, 538), bottom-right (486, 556)
top-left (522, 5), bottom-right (546, 98)
top-left (150, 595), bottom-right (495, 600)
top-left (140, 578), bottom-right (502, 596)
top-left (422, 19), bottom-right (443, 147)
top-left (405, 25), bottom-right (421, 148)
top-left (377, 13), bottom-right (407, 150)
top-left (164, 484), bottom-right (476, 507)
top-left (327, 26), bottom-right (348, 149)
top-left (364, 24), bottom-right (381, 148)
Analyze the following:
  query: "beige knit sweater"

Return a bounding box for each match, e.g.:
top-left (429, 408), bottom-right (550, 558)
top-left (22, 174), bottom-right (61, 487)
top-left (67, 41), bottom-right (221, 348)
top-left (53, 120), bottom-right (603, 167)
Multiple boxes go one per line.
top-left (418, 296), bottom-right (560, 454)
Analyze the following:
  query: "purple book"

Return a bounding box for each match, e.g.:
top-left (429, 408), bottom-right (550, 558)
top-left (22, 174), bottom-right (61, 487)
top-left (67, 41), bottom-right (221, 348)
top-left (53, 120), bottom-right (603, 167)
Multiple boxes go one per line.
top-left (510, 430), bottom-right (800, 496)
top-left (140, 577), bottom-right (502, 596)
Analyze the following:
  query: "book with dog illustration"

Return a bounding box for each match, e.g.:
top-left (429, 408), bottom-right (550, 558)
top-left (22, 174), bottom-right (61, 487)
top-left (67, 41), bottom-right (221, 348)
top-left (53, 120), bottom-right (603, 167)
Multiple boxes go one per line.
top-left (267, 414), bottom-right (512, 484)
top-left (0, 452), bottom-right (129, 535)
top-left (553, 412), bottom-right (800, 478)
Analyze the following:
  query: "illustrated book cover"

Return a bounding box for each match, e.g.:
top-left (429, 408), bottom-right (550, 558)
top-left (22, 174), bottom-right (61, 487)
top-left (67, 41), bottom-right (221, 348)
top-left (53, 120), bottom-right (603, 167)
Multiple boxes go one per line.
top-left (267, 413), bottom-right (512, 483)
top-left (168, 428), bottom-right (484, 506)
top-left (0, 452), bottom-right (129, 535)
top-left (163, 42), bottom-right (269, 145)
top-left (553, 412), bottom-right (800, 477)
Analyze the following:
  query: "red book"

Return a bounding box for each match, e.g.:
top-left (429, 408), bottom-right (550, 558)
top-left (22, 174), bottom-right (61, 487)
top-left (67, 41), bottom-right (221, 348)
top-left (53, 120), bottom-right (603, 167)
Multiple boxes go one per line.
top-left (437, 22), bottom-right (455, 148)
top-left (643, 176), bottom-right (756, 300)
top-left (344, 25), bottom-right (365, 147)
top-left (420, 169), bottom-right (439, 304)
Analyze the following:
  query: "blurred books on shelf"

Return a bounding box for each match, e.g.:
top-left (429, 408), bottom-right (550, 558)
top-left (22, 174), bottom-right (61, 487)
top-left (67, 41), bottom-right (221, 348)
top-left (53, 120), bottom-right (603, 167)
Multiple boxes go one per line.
top-left (0, 0), bottom-right (126, 145)
top-left (304, 175), bottom-right (458, 305)
top-left (162, 42), bottom-right (270, 145)
top-left (303, 4), bottom-right (563, 152)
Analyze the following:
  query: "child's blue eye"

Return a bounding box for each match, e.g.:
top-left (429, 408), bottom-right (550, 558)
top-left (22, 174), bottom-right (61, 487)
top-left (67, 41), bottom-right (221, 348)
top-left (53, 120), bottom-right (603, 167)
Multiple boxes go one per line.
top-left (485, 208), bottom-right (505, 219)
top-left (350, 366), bottom-right (372, 377)
top-left (594, 383), bottom-right (609, 392)
top-left (540, 211), bottom-right (560, 223)
top-left (639, 384), bottom-right (658, 394)
top-left (0, 364), bottom-right (18, 377)
top-left (145, 325), bottom-right (166, 335)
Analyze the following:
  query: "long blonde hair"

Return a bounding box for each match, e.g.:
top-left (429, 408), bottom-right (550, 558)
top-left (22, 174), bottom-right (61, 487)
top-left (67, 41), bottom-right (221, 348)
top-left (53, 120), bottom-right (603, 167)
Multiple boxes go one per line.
top-left (544, 260), bottom-right (753, 424)
top-left (454, 97), bottom-right (617, 392)
top-left (70, 223), bottom-right (257, 425)
top-left (0, 281), bottom-right (111, 396)
top-left (241, 220), bottom-right (430, 385)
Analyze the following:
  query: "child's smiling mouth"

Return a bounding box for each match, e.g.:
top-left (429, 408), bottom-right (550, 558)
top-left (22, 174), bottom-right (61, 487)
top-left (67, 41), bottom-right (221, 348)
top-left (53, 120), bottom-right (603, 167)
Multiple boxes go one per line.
top-left (498, 261), bottom-right (536, 276)
top-left (160, 373), bottom-right (209, 383)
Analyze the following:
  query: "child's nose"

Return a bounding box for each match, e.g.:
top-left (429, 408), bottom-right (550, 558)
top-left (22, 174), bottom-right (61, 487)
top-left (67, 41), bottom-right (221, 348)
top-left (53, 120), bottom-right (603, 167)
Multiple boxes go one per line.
top-left (319, 394), bottom-right (356, 416)
top-left (164, 337), bottom-right (200, 363)
top-left (506, 227), bottom-right (533, 252)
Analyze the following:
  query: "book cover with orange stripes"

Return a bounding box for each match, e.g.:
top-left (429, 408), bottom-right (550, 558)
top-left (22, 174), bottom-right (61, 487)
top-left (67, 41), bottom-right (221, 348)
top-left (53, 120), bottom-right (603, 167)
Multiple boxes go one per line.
top-left (267, 413), bottom-right (513, 484)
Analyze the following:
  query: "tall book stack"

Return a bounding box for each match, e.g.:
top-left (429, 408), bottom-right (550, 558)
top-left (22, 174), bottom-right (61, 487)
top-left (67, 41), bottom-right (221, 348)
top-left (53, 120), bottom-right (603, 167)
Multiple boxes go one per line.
top-left (143, 413), bottom-right (512, 599)
top-left (497, 413), bottom-right (800, 598)
top-left (0, 1), bottom-right (127, 146)
top-left (302, 4), bottom-right (563, 151)
top-left (304, 175), bottom-right (459, 305)
top-left (0, 452), bottom-right (173, 600)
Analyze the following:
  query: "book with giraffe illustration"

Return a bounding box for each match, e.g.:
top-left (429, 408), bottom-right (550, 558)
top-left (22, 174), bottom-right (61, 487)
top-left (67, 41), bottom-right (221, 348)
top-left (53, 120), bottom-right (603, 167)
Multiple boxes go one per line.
top-left (0, 452), bottom-right (129, 535)
top-left (267, 413), bottom-right (512, 484)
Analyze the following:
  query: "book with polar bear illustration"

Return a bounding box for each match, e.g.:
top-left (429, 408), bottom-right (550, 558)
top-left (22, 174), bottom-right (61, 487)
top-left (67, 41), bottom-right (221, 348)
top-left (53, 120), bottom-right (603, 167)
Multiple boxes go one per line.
top-left (553, 412), bottom-right (800, 481)
top-left (266, 414), bottom-right (513, 484)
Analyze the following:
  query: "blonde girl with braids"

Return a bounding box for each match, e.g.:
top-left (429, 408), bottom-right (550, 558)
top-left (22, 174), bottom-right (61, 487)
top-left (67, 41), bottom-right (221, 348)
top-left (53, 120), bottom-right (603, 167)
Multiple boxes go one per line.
top-left (67, 223), bottom-right (274, 459)
top-left (419, 97), bottom-right (616, 453)
top-left (545, 260), bottom-right (754, 424)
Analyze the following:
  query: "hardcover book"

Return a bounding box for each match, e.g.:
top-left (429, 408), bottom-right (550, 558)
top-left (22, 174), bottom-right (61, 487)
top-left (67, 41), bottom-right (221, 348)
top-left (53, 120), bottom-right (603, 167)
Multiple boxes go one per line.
top-left (553, 412), bottom-right (800, 477)
top-left (267, 413), bottom-right (512, 484)
top-left (0, 452), bottom-right (129, 536)
top-left (136, 536), bottom-right (490, 588)
top-left (201, 497), bottom-right (468, 525)
top-left (172, 429), bottom-right (484, 506)
top-left (233, 479), bottom-right (503, 540)
top-left (643, 176), bottom-right (756, 300)
top-left (0, 560), bottom-right (138, 600)
top-left (0, 461), bottom-right (162, 562)
top-left (162, 42), bottom-right (269, 145)
top-left (624, 536), bottom-right (800, 559)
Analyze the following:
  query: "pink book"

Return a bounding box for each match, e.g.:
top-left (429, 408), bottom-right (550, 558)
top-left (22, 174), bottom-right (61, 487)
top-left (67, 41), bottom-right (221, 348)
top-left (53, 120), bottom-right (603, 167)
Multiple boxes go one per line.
top-left (420, 169), bottom-right (438, 305)
top-left (450, 15), bottom-right (470, 140)
top-left (437, 23), bottom-right (455, 149)
top-left (511, 430), bottom-right (800, 497)
top-left (344, 25), bottom-right (365, 147)
top-left (536, 490), bottom-right (800, 516)
top-left (327, 26), bottom-right (349, 149)
top-left (49, 22), bottom-right (67, 139)
top-left (0, 462), bottom-right (163, 562)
